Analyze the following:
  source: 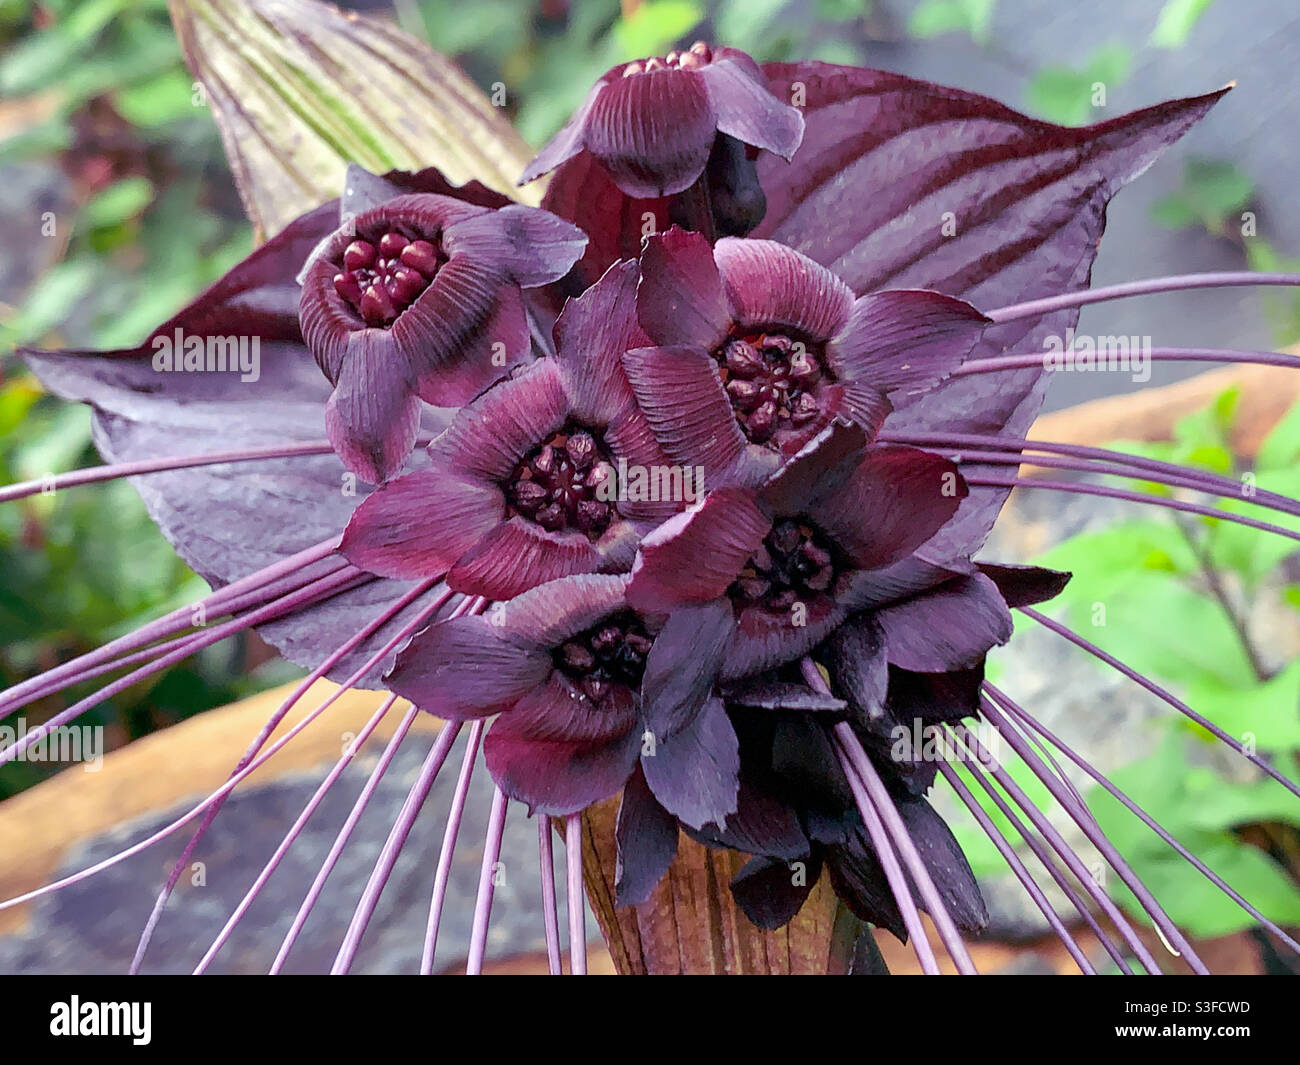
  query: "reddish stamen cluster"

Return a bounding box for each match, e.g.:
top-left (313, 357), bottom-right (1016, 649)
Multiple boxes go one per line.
top-left (715, 331), bottom-right (826, 445)
top-left (623, 40), bottom-right (712, 77)
top-left (332, 230), bottom-right (447, 327)
top-left (729, 518), bottom-right (839, 613)
top-left (508, 424), bottom-right (615, 539)
top-left (554, 611), bottom-right (654, 704)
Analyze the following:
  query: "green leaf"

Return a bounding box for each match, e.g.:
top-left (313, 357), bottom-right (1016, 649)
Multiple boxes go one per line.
top-left (82, 177), bottom-right (155, 229)
top-left (168, 0), bottom-right (536, 240)
top-left (616, 1), bottom-right (704, 60)
top-left (907, 0), bottom-right (995, 45)
top-left (1257, 396), bottom-right (1300, 472)
top-left (1033, 520), bottom-right (1198, 607)
top-left (1150, 0), bottom-right (1217, 49)
top-left (1026, 44), bottom-right (1130, 126)
top-left (1183, 662), bottom-right (1300, 754)
top-left (1204, 467), bottom-right (1300, 584)
top-left (1149, 158), bottom-right (1253, 233)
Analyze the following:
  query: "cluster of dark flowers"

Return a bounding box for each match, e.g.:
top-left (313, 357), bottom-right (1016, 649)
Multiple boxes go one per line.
top-left (7, 31), bottom-right (1300, 975)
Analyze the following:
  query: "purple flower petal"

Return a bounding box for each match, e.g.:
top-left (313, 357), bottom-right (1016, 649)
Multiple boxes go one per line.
top-left (698, 49), bottom-right (803, 160)
top-left (340, 468), bottom-right (502, 578)
top-left (826, 827), bottom-right (906, 939)
top-left (713, 237), bottom-right (853, 339)
top-left (896, 794), bottom-right (988, 933)
top-left (491, 573), bottom-right (631, 648)
top-left (385, 614), bottom-right (551, 719)
top-left (519, 82), bottom-right (604, 186)
top-left (977, 561), bottom-right (1072, 607)
top-left (636, 228), bottom-right (731, 347)
top-left (641, 695), bottom-right (740, 831)
top-left (615, 763), bottom-right (680, 907)
top-left (823, 613), bottom-right (889, 722)
top-left (874, 572), bottom-right (1013, 672)
top-left (730, 854), bottom-right (820, 931)
top-left (627, 487), bottom-right (770, 612)
top-left (808, 445), bottom-right (966, 571)
top-left (484, 675), bottom-right (642, 816)
top-left (323, 348), bottom-right (423, 485)
top-left (584, 68), bottom-right (717, 197)
top-left (621, 345), bottom-right (747, 477)
top-left (553, 260), bottom-right (646, 425)
top-left (448, 517), bottom-right (616, 600)
top-left (442, 203), bottom-right (587, 287)
top-left (725, 597), bottom-right (846, 680)
top-left (689, 771), bottom-right (808, 860)
top-left (641, 599), bottom-right (735, 736)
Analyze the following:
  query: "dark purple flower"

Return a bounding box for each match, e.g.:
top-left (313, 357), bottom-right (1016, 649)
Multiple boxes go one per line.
top-left (625, 229), bottom-right (989, 485)
top-left (299, 192), bottom-right (586, 483)
top-left (340, 261), bottom-right (682, 600)
top-left (520, 42), bottom-right (803, 199)
top-left (627, 423), bottom-right (968, 677)
top-left (385, 574), bottom-right (739, 827)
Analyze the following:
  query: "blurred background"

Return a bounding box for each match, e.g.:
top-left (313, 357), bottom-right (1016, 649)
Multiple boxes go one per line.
top-left (1, 0), bottom-right (1298, 972)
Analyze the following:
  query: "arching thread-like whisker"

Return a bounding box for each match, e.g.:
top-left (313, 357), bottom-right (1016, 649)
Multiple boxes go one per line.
top-left (0, 538), bottom-right (342, 715)
top-left (936, 759), bottom-right (1096, 974)
top-left (1021, 607), bottom-right (1300, 799)
top-left (992, 688), bottom-right (1300, 957)
top-left (984, 271), bottom-right (1300, 323)
top-left (466, 787), bottom-right (511, 975)
top-left (191, 694), bottom-right (400, 974)
top-left (420, 718), bottom-right (486, 975)
top-left (271, 703), bottom-right (423, 973)
top-left (565, 815), bottom-right (587, 976)
top-left (136, 578), bottom-right (449, 973)
top-left (980, 690), bottom-right (1208, 973)
top-left (832, 723), bottom-right (977, 974)
top-left (949, 725), bottom-right (1161, 972)
top-left (538, 815), bottom-right (562, 975)
top-left (965, 474), bottom-right (1300, 542)
top-left (330, 723), bottom-right (463, 975)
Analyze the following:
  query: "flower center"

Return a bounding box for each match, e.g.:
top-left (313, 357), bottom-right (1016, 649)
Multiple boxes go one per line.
top-left (713, 331), bottom-right (828, 447)
top-left (554, 611), bottom-right (654, 704)
top-left (623, 40), bottom-right (712, 76)
top-left (729, 518), bottom-right (840, 614)
top-left (507, 422), bottom-right (615, 539)
top-left (332, 228), bottom-right (448, 327)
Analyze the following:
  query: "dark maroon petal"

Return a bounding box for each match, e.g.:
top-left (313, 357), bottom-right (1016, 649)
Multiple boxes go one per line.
top-left (839, 555), bottom-right (968, 613)
top-left (627, 487), bottom-right (770, 612)
top-left (758, 420), bottom-right (868, 516)
top-left (622, 345), bottom-right (746, 476)
top-left (697, 49), bottom-right (803, 160)
top-left (730, 854), bottom-right (820, 931)
top-left (809, 445), bottom-right (966, 572)
top-left (323, 349), bottom-right (422, 484)
top-left (724, 597), bottom-right (846, 680)
top-left (874, 572), bottom-right (1013, 672)
top-left (615, 763), bottom-right (680, 907)
top-left (771, 716), bottom-right (855, 814)
top-left (689, 771), bottom-right (808, 860)
top-left (826, 827), bottom-right (906, 939)
top-left (713, 237), bottom-right (853, 339)
top-left (448, 517), bottom-right (610, 600)
top-left (539, 151), bottom-right (671, 295)
top-left (491, 573), bottom-right (631, 648)
top-left (977, 562), bottom-right (1072, 608)
top-left (519, 81), bottom-right (605, 186)
top-left (484, 676), bottom-right (641, 816)
top-left (822, 613), bottom-right (889, 723)
top-left (641, 599), bottom-right (735, 737)
top-left (552, 260), bottom-right (646, 425)
top-left (756, 63), bottom-right (1227, 557)
top-left (397, 255), bottom-right (532, 407)
top-left (442, 203), bottom-right (587, 287)
top-left (641, 695), bottom-right (740, 831)
top-left (884, 665), bottom-right (985, 731)
top-left (636, 228), bottom-right (731, 347)
top-left (431, 359), bottom-right (569, 480)
top-left (340, 467), bottom-right (502, 578)
top-left (897, 794), bottom-right (988, 933)
top-left (385, 615), bottom-right (551, 719)
top-left (585, 68), bottom-right (717, 197)
top-left (826, 289), bottom-right (989, 434)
